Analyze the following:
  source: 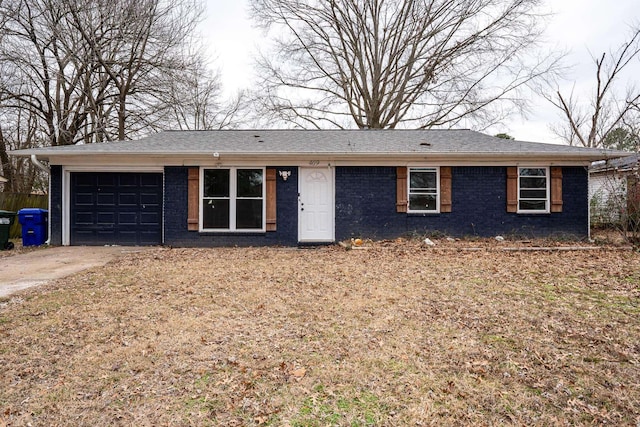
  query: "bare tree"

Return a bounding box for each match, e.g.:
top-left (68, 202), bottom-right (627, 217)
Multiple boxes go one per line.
top-left (64, 0), bottom-right (205, 141)
top-left (0, 109), bottom-right (47, 192)
top-left (0, 0), bottom-right (207, 148)
top-left (0, 0), bottom-right (233, 192)
top-left (249, 0), bottom-right (559, 129)
top-left (161, 55), bottom-right (249, 130)
top-left (547, 28), bottom-right (640, 148)
top-left (0, 0), bottom-right (99, 146)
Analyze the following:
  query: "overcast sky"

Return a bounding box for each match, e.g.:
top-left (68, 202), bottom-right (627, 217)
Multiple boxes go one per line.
top-left (202, 0), bottom-right (640, 144)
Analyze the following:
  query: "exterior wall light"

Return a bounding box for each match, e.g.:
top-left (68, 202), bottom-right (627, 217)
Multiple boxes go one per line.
top-left (279, 170), bottom-right (291, 181)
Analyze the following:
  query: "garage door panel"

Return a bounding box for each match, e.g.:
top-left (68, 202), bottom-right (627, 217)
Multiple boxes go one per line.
top-left (117, 230), bottom-right (138, 243)
top-left (140, 212), bottom-right (160, 225)
top-left (140, 174), bottom-right (161, 186)
top-left (71, 172), bottom-right (163, 246)
top-left (75, 174), bottom-right (97, 187)
top-left (97, 212), bottom-right (116, 224)
top-left (118, 193), bottom-right (137, 205)
top-left (96, 230), bottom-right (117, 242)
top-left (139, 231), bottom-right (161, 245)
top-left (75, 212), bottom-right (94, 225)
top-left (74, 230), bottom-right (96, 244)
top-left (75, 193), bottom-right (94, 205)
top-left (140, 192), bottom-right (160, 204)
top-left (118, 174), bottom-right (138, 186)
top-left (118, 212), bottom-right (137, 225)
top-left (97, 193), bottom-right (115, 206)
top-left (97, 175), bottom-right (117, 186)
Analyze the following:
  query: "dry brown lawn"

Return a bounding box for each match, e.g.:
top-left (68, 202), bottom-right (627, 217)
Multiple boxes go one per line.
top-left (1, 239), bottom-right (639, 426)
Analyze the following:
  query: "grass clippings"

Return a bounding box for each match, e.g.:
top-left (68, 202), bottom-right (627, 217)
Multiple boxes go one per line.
top-left (1, 240), bottom-right (639, 426)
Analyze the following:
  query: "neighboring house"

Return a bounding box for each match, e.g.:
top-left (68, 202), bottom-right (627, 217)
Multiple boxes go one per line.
top-left (589, 154), bottom-right (640, 226)
top-left (10, 129), bottom-right (629, 246)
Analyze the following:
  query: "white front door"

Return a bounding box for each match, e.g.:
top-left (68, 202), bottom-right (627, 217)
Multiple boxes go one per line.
top-left (298, 168), bottom-right (335, 242)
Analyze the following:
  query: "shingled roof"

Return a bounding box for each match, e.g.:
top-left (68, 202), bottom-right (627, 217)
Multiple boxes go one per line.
top-left (590, 153), bottom-right (639, 173)
top-left (10, 129), bottom-right (629, 162)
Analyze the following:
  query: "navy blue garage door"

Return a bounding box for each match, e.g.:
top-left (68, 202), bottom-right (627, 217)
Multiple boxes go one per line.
top-left (70, 172), bottom-right (163, 246)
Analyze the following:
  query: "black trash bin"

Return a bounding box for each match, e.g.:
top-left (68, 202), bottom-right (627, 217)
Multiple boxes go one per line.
top-left (0, 210), bottom-right (16, 250)
top-left (18, 208), bottom-right (48, 247)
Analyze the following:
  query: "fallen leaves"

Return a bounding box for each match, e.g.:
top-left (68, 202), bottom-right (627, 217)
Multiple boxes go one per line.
top-left (289, 367), bottom-right (307, 381)
top-left (0, 240), bottom-right (639, 425)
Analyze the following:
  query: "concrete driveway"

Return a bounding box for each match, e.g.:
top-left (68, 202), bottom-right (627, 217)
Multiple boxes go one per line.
top-left (0, 246), bottom-right (146, 298)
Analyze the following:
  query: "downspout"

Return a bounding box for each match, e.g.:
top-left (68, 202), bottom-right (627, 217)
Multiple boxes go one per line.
top-left (31, 155), bottom-right (51, 245)
top-left (31, 154), bottom-right (50, 173)
top-left (587, 166), bottom-right (592, 242)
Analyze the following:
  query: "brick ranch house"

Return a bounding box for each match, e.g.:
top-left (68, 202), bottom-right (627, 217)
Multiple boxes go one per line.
top-left (11, 129), bottom-right (628, 246)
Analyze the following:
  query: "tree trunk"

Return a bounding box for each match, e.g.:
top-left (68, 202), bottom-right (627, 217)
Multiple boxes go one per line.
top-left (0, 127), bottom-right (15, 192)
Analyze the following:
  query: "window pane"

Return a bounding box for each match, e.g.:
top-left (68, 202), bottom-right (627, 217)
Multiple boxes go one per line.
top-left (520, 189), bottom-right (547, 199)
top-left (518, 168), bottom-right (548, 212)
top-left (520, 168), bottom-right (546, 177)
top-left (204, 170), bottom-right (229, 197)
top-left (237, 169), bottom-right (263, 198)
top-left (236, 199), bottom-right (263, 229)
top-left (410, 170), bottom-right (436, 190)
top-left (520, 177), bottom-right (546, 189)
top-left (519, 200), bottom-right (546, 211)
top-left (203, 199), bottom-right (230, 229)
top-left (409, 194), bottom-right (437, 211)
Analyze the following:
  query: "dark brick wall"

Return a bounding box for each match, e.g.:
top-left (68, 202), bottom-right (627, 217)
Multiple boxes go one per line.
top-left (335, 166), bottom-right (589, 240)
top-left (335, 166), bottom-right (399, 240)
top-left (163, 166), bottom-right (299, 247)
top-left (49, 165), bottom-right (63, 245)
top-left (52, 165), bottom-right (589, 247)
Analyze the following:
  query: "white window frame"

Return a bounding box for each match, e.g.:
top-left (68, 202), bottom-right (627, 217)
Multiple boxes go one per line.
top-left (517, 166), bottom-right (550, 214)
top-left (200, 167), bottom-right (266, 232)
top-left (407, 167), bottom-right (440, 213)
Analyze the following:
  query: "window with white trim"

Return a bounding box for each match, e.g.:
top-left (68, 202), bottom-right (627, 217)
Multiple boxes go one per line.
top-left (518, 167), bottom-right (549, 213)
top-left (201, 168), bottom-right (265, 231)
top-left (408, 167), bottom-right (439, 213)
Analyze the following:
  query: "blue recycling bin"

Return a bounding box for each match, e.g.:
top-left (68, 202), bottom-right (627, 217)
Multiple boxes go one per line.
top-left (18, 208), bottom-right (48, 247)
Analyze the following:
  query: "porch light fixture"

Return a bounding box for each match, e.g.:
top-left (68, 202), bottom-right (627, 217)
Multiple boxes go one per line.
top-left (279, 170), bottom-right (291, 181)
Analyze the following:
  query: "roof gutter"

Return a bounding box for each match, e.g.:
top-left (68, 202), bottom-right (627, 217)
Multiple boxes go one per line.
top-left (31, 154), bottom-right (50, 174)
top-left (11, 148), bottom-right (631, 164)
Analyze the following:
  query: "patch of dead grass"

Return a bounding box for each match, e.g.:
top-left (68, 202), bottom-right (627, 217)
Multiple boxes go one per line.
top-left (1, 240), bottom-right (639, 426)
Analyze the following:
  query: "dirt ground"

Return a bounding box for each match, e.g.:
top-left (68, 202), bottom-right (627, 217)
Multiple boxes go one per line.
top-left (0, 238), bottom-right (639, 426)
